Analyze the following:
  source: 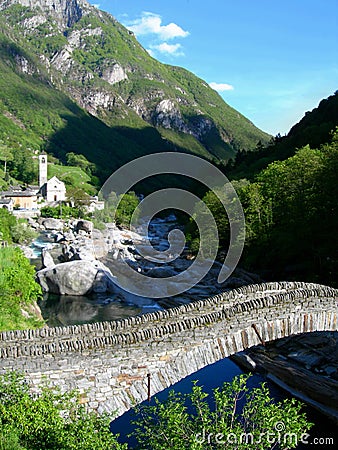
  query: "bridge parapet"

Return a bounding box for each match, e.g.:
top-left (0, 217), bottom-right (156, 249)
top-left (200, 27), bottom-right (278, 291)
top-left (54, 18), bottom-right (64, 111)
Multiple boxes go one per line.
top-left (0, 281), bottom-right (336, 358)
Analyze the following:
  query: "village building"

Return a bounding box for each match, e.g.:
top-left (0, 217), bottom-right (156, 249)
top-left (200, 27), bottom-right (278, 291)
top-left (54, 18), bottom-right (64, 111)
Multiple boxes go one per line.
top-left (38, 154), bottom-right (66, 203)
top-left (0, 187), bottom-right (39, 210)
top-left (39, 175), bottom-right (67, 203)
top-left (0, 198), bottom-right (14, 211)
top-left (0, 154), bottom-right (66, 209)
top-left (0, 153), bottom-right (103, 212)
top-left (87, 196), bottom-right (105, 213)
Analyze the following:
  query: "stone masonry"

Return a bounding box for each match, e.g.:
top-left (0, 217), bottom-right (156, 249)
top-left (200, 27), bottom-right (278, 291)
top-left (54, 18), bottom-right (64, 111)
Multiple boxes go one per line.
top-left (0, 281), bottom-right (337, 418)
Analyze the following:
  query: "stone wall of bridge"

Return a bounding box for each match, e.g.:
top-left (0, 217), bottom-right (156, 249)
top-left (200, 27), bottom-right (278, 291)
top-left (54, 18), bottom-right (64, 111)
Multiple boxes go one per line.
top-left (0, 281), bottom-right (337, 417)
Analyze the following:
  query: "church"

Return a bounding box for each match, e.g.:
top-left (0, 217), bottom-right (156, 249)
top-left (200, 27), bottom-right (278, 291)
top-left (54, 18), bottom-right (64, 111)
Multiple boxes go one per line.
top-left (38, 154), bottom-right (66, 203)
top-left (0, 154), bottom-right (66, 210)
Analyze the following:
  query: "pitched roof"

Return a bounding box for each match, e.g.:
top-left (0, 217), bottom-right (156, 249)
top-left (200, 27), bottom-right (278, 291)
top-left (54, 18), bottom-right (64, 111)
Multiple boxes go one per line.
top-left (46, 176), bottom-right (65, 186)
top-left (0, 190), bottom-right (38, 197)
top-left (0, 198), bottom-right (13, 204)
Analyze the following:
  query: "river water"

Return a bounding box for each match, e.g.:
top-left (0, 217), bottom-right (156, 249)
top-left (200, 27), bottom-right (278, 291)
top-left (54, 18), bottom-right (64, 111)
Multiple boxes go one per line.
top-left (31, 223), bottom-right (337, 449)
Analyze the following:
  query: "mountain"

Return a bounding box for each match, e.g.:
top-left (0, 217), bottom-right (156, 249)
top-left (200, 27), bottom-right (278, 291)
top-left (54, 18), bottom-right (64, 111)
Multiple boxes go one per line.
top-left (228, 92), bottom-right (338, 179)
top-left (0, 0), bottom-right (270, 185)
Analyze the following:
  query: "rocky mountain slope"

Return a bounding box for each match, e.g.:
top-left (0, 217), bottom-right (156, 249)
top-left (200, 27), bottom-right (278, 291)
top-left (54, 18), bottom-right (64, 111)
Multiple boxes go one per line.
top-left (0, 0), bottom-right (269, 183)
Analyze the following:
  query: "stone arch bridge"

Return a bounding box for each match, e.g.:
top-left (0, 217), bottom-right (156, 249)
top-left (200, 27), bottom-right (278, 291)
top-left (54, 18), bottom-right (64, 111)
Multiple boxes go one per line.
top-left (0, 281), bottom-right (337, 418)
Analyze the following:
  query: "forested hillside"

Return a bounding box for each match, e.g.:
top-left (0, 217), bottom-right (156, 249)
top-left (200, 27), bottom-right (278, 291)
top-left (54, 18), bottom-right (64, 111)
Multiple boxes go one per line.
top-left (0, 0), bottom-right (270, 189)
top-left (189, 126), bottom-right (338, 286)
top-left (227, 92), bottom-right (338, 180)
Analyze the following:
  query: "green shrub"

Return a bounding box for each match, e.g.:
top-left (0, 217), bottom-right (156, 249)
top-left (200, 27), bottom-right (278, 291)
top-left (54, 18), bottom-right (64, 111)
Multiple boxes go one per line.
top-left (0, 208), bottom-right (16, 243)
top-left (0, 210), bottom-right (37, 245)
top-left (132, 374), bottom-right (312, 450)
top-left (0, 372), bottom-right (126, 450)
top-left (0, 247), bottom-right (43, 331)
top-left (11, 222), bottom-right (37, 245)
top-left (40, 205), bottom-right (86, 219)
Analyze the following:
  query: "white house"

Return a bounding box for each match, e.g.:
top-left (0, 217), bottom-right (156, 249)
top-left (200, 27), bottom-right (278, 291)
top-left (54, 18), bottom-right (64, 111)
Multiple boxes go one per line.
top-left (0, 198), bottom-right (14, 211)
top-left (86, 196), bottom-right (105, 213)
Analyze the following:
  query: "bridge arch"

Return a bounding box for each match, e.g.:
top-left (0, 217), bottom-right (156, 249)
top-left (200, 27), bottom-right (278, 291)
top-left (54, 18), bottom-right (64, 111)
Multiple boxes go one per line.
top-left (0, 281), bottom-right (337, 418)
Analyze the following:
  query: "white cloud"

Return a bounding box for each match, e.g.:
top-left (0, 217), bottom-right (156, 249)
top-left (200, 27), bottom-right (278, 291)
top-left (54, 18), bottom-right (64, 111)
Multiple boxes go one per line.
top-left (151, 42), bottom-right (184, 56)
top-left (92, 3), bottom-right (100, 8)
top-left (209, 82), bottom-right (234, 92)
top-left (125, 12), bottom-right (189, 40)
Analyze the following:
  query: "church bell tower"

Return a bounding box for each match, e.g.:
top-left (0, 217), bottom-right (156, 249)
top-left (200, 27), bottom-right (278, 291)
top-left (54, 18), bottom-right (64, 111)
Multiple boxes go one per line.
top-left (39, 154), bottom-right (48, 187)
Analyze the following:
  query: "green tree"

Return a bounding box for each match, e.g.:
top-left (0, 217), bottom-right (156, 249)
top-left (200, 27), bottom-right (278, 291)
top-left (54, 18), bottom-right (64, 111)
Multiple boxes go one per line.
top-left (0, 208), bottom-right (17, 243)
top-left (131, 374), bottom-right (312, 450)
top-left (187, 184), bottom-right (241, 257)
top-left (66, 152), bottom-right (96, 175)
top-left (93, 192), bottom-right (139, 227)
top-left (8, 147), bottom-right (36, 184)
top-left (115, 191), bottom-right (140, 226)
top-left (0, 247), bottom-right (43, 331)
top-left (67, 186), bottom-right (91, 208)
top-left (0, 140), bottom-right (13, 175)
top-left (236, 180), bottom-right (272, 242)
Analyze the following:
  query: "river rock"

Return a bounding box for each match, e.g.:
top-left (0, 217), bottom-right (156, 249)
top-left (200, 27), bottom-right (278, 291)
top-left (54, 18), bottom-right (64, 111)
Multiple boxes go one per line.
top-left (75, 219), bottom-right (93, 235)
top-left (42, 218), bottom-right (63, 231)
top-left (36, 260), bottom-right (116, 296)
top-left (17, 245), bottom-right (35, 259)
top-left (147, 266), bottom-right (178, 278)
top-left (41, 248), bottom-right (55, 269)
top-left (27, 217), bottom-right (39, 229)
top-left (63, 230), bottom-right (76, 241)
top-left (70, 248), bottom-right (97, 262)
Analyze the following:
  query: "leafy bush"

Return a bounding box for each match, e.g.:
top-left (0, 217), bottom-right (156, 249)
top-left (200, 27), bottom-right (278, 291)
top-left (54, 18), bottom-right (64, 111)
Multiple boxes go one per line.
top-left (11, 221), bottom-right (37, 245)
top-left (0, 209), bottom-right (37, 245)
top-left (0, 208), bottom-right (17, 243)
top-left (0, 247), bottom-right (43, 331)
top-left (0, 372), bottom-right (312, 450)
top-left (131, 374), bottom-right (312, 450)
top-left (93, 191), bottom-right (139, 227)
top-left (0, 372), bottom-right (126, 450)
top-left (0, 429), bottom-right (26, 450)
top-left (40, 205), bottom-right (86, 219)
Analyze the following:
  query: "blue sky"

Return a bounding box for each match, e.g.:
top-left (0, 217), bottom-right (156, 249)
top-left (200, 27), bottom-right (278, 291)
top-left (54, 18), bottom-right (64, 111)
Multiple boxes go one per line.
top-left (88, 0), bottom-right (338, 136)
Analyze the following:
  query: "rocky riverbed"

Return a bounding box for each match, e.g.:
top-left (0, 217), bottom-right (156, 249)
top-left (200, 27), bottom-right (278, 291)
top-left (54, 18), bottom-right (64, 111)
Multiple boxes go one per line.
top-left (232, 332), bottom-right (338, 423)
top-left (29, 215), bottom-right (261, 309)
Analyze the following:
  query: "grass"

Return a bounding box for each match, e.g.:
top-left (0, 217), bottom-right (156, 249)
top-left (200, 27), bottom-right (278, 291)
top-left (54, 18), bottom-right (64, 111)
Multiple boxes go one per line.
top-left (48, 164), bottom-right (97, 195)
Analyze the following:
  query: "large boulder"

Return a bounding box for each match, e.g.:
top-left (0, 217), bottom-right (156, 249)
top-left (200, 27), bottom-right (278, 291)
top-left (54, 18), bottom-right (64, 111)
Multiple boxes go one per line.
top-left (69, 248), bottom-right (97, 262)
top-left (75, 219), bottom-right (93, 235)
top-left (42, 218), bottom-right (63, 231)
top-left (36, 260), bottom-right (117, 296)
